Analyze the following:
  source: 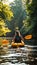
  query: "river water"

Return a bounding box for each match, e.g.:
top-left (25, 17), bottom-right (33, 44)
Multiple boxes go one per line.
top-left (0, 45), bottom-right (37, 65)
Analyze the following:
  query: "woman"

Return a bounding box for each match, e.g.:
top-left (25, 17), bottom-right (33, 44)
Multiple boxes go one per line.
top-left (13, 30), bottom-right (24, 44)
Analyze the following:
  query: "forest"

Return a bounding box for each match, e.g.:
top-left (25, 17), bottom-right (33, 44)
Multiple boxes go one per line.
top-left (0, 0), bottom-right (37, 45)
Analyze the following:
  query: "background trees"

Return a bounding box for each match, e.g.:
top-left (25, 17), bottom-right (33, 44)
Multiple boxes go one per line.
top-left (23, 0), bottom-right (37, 45)
top-left (0, 0), bottom-right (37, 45)
top-left (7, 0), bottom-right (26, 36)
top-left (0, 0), bottom-right (13, 36)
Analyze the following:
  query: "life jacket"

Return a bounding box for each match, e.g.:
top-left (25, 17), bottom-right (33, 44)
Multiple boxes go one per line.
top-left (14, 35), bottom-right (21, 43)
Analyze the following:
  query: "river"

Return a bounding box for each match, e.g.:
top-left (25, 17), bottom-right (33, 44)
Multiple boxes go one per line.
top-left (0, 45), bottom-right (37, 65)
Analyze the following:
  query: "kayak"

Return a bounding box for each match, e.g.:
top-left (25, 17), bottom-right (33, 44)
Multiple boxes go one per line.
top-left (11, 42), bottom-right (25, 48)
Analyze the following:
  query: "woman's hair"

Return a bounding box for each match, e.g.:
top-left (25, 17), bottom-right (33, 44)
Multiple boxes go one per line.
top-left (16, 32), bottom-right (19, 36)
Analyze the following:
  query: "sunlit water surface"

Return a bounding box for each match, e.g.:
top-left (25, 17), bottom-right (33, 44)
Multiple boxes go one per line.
top-left (0, 45), bottom-right (37, 65)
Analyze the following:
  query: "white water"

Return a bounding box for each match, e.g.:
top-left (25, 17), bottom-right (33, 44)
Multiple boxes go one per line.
top-left (1, 62), bottom-right (27, 65)
top-left (0, 45), bottom-right (37, 65)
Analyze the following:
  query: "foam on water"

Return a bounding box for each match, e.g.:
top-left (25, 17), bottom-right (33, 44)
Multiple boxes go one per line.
top-left (1, 62), bottom-right (27, 65)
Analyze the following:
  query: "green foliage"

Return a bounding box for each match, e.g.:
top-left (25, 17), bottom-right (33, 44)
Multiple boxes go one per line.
top-left (0, 1), bottom-right (13, 36)
top-left (24, 0), bottom-right (37, 45)
top-left (7, 0), bottom-right (26, 36)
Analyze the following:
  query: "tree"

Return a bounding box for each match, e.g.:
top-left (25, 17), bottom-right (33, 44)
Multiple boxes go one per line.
top-left (23, 0), bottom-right (37, 45)
top-left (8, 0), bottom-right (26, 36)
top-left (0, 1), bottom-right (13, 36)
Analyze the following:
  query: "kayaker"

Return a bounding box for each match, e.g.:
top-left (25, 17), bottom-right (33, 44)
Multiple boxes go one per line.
top-left (13, 30), bottom-right (24, 43)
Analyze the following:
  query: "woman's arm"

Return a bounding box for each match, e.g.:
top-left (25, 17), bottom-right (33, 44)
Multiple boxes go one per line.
top-left (18, 31), bottom-right (24, 42)
top-left (12, 32), bottom-right (16, 41)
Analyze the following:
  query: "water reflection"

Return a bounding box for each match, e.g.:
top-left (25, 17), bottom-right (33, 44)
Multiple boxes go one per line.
top-left (0, 45), bottom-right (37, 65)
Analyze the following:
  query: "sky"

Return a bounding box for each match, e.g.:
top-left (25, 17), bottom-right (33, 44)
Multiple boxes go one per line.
top-left (2, 0), bottom-right (15, 4)
top-left (8, 0), bottom-right (14, 3)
